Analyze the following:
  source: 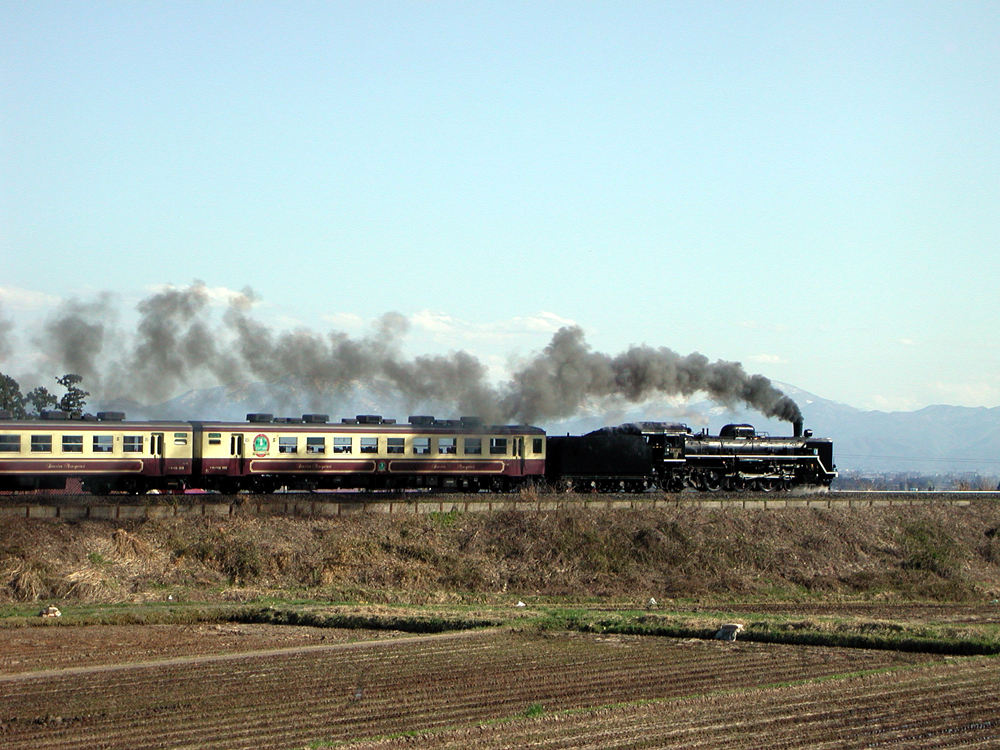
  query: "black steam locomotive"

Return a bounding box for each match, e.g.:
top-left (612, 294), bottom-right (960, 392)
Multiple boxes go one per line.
top-left (545, 420), bottom-right (836, 492)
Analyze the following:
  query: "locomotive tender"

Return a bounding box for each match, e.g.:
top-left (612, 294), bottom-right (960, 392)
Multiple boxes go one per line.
top-left (0, 410), bottom-right (835, 494)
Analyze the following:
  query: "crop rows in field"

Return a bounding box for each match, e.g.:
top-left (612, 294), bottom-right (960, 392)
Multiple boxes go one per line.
top-left (0, 628), bottom-right (949, 749)
top-left (335, 657), bottom-right (1000, 749)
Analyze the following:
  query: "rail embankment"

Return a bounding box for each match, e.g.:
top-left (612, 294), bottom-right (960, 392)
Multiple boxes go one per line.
top-left (2, 495), bottom-right (1000, 605)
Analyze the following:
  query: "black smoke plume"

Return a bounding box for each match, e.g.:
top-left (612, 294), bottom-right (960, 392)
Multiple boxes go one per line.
top-left (0, 304), bottom-right (13, 363)
top-left (497, 325), bottom-right (801, 424)
top-left (10, 283), bottom-right (801, 425)
top-left (34, 295), bottom-right (114, 383)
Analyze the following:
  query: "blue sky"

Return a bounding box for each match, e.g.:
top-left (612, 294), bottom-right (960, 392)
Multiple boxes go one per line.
top-left (1, 1), bottom-right (998, 412)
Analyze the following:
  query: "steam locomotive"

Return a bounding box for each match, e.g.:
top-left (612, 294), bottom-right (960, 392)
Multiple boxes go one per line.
top-left (0, 410), bottom-right (835, 494)
top-left (545, 420), bottom-right (836, 492)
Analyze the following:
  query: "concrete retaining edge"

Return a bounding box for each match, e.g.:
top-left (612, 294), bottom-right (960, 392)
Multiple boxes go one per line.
top-left (0, 495), bottom-right (976, 520)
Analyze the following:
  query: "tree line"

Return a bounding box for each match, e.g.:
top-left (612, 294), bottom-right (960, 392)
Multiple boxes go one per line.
top-left (0, 373), bottom-right (89, 418)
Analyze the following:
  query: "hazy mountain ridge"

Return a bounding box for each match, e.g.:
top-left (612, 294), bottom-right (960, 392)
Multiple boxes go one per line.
top-left (97, 380), bottom-right (1000, 474)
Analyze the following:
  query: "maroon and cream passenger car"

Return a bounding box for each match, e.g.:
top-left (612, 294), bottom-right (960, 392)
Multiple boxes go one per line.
top-left (0, 411), bottom-right (192, 493)
top-left (0, 411), bottom-right (546, 494)
top-left (192, 414), bottom-right (545, 493)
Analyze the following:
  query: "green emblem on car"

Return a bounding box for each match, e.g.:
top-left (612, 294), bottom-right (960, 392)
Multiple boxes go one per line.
top-left (253, 434), bottom-right (269, 455)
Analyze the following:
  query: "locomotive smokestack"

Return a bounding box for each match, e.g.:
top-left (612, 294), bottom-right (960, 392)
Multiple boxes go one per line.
top-left (793, 419), bottom-right (803, 438)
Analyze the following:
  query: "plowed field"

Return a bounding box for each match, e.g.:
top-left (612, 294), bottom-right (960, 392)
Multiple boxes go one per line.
top-left (3, 625), bottom-right (994, 749)
top-left (337, 658), bottom-right (1000, 749)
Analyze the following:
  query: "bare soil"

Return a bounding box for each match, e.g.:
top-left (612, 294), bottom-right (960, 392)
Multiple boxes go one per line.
top-left (2, 627), bottom-right (981, 750)
top-left (0, 623), bottom-right (406, 675)
top-left (335, 653), bottom-right (1000, 749)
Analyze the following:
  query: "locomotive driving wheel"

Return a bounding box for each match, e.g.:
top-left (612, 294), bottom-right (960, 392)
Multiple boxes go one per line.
top-left (700, 470), bottom-right (723, 492)
top-left (726, 475), bottom-right (747, 492)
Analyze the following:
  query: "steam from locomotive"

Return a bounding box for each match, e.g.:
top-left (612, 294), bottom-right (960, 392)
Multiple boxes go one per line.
top-left (9, 283), bottom-right (800, 425)
top-left (0, 305), bottom-right (13, 362)
top-left (497, 325), bottom-right (801, 424)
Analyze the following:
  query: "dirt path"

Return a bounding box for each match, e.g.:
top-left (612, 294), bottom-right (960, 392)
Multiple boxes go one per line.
top-left (0, 625), bottom-right (494, 683)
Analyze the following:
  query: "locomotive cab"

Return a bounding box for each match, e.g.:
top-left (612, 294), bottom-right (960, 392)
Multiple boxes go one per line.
top-left (805, 437), bottom-right (836, 475)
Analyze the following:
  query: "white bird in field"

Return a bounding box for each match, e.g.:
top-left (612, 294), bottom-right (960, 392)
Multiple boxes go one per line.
top-left (714, 623), bottom-right (744, 641)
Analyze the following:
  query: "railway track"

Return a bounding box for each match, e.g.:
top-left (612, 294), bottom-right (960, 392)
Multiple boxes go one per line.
top-left (0, 490), bottom-right (992, 520)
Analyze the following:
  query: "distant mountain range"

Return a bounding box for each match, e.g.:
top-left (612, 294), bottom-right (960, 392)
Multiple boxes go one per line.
top-left (97, 380), bottom-right (1000, 476)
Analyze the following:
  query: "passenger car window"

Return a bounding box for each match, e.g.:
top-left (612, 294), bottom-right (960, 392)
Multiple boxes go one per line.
top-left (278, 437), bottom-right (298, 454)
top-left (307, 437), bottom-right (325, 454)
top-left (387, 437), bottom-right (405, 454)
top-left (413, 437), bottom-right (430, 455)
top-left (31, 435), bottom-right (52, 452)
top-left (124, 436), bottom-right (143, 452)
top-left (62, 435), bottom-right (84, 452)
top-left (0, 435), bottom-right (21, 452)
top-left (490, 438), bottom-right (507, 455)
top-left (438, 437), bottom-right (456, 455)
top-left (93, 435), bottom-right (113, 453)
top-left (360, 437), bottom-right (378, 453)
top-left (464, 438), bottom-right (482, 455)
top-left (333, 437), bottom-right (353, 454)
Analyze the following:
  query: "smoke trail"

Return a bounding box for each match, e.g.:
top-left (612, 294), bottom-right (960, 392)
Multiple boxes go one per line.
top-left (0, 304), bottom-right (12, 363)
top-left (128, 284), bottom-right (225, 400)
top-left (224, 305), bottom-right (498, 415)
top-left (498, 326), bottom-right (802, 424)
top-left (7, 284), bottom-right (801, 424)
top-left (33, 295), bottom-right (115, 385)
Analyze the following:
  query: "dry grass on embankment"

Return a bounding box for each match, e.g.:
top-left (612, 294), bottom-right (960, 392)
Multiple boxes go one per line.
top-left (3, 502), bottom-right (1000, 607)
